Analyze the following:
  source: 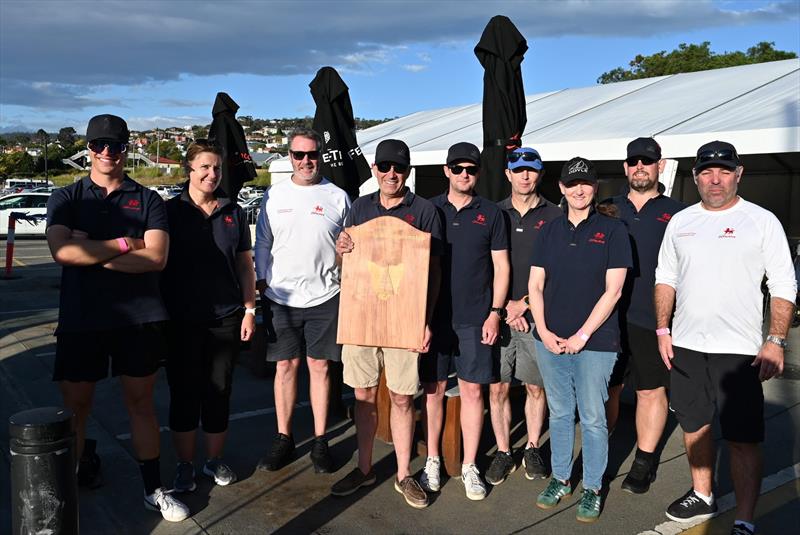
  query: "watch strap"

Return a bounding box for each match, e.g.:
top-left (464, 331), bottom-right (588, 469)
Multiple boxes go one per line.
top-left (656, 327), bottom-right (670, 336)
top-left (116, 237), bottom-right (129, 254)
top-left (766, 335), bottom-right (787, 348)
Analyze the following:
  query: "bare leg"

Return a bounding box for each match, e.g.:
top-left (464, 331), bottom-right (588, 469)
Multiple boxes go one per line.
top-left (273, 358), bottom-right (300, 436)
top-left (59, 381), bottom-right (96, 461)
top-left (307, 357), bottom-right (330, 437)
top-left (459, 379), bottom-right (483, 465)
top-left (389, 391), bottom-right (415, 480)
top-left (683, 424), bottom-right (715, 496)
top-left (728, 441), bottom-right (762, 523)
top-left (422, 380), bottom-right (446, 457)
top-left (354, 386), bottom-right (378, 474)
top-left (635, 387), bottom-right (668, 452)
top-left (489, 382), bottom-right (511, 452)
top-left (120, 374), bottom-right (160, 460)
top-left (205, 431), bottom-right (227, 459)
top-left (606, 383), bottom-right (624, 433)
top-left (524, 384), bottom-right (547, 448)
top-left (172, 430), bottom-right (196, 463)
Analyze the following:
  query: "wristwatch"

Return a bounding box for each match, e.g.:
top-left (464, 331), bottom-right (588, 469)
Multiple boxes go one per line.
top-left (491, 307), bottom-right (508, 320)
top-left (765, 335), bottom-right (787, 349)
top-left (244, 307), bottom-right (257, 316)
top-left (522, 295), bottom-right (530, 306)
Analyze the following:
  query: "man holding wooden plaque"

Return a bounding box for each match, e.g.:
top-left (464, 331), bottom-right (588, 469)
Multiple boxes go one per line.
top-left (330, 139), bottom-right (442, 509)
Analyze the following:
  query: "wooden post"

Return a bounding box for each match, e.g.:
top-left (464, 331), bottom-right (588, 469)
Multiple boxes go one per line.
top-left (443, 395), bottom-right (462, 477)
top-left (375, 369), bottom-right (393, 444)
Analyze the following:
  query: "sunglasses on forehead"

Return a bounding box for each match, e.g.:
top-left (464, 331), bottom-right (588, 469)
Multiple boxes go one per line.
top-left (448, 164), bottom-right (479, 176)
top-left (507, 152), bottom-right (541, 163)
top-left (376, 162), bottom-right (409, 174)
top-left (695, 149), bottom-right (738, 165)
top-left (87, 140), bottom-right (127, 155)
top-left (625, 156), bottom-right (658, 166)
top-left (290, 150), bottom-right (320, 161)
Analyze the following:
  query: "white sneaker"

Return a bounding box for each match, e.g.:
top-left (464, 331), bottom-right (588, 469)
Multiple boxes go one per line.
top-left (461, 463), bottom-right (487, 501)
top-left (419, 456), bottom-right (441, 492)
top-left (144, 487), bottom-right (190, 522)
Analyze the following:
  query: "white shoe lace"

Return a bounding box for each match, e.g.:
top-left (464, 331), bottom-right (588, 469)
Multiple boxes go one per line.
top-left (681, 494), bottom-right (701, 508)
top-left (150, 488), bottom-right (189, 522)
top-left (462, 464), bottom-right (484, 492)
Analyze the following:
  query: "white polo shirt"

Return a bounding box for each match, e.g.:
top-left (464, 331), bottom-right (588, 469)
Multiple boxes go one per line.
top-left (655, 197), bottom-right (796, 355)
top-left (254, 177), bottom-right (350, 308)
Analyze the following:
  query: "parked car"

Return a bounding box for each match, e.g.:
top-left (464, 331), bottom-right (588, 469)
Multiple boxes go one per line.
top-left (0, 192), bottom-right (50, 236)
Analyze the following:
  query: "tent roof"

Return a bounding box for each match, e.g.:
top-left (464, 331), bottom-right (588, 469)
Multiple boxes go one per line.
top-left (271, 59), bottom-right (800, 172)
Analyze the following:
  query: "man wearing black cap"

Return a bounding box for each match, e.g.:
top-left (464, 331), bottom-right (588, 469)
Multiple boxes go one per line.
top-left (485, 147), bottom-right (561, 486)
top-left (655, 141), bottom-right (796, 534)
top-left (603, 137), bottom-right (685, 495)
top-left (331, 139), bottom-right (442, 509)
top-left (46, 114), bottom-right (189, 521)
top-left (421, 142), bottom-right (509, 501)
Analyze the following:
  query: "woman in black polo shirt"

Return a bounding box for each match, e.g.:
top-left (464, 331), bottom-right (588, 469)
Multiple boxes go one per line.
top-left (162, 141), bottom-right (256, 493)
top-left (528, 157), bottom-right (631, 523)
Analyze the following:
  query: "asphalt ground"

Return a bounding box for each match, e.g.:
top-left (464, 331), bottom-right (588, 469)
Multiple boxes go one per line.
top-left (1, 239), bottom-right (799, 534)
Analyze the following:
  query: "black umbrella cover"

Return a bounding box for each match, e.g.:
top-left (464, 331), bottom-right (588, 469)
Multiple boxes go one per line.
top-left (474, 15), bottom-right (528, 201)
top-left (310, 67), bottom-right (371, 200)
top-left (208, 92), bottom-right (257, 200)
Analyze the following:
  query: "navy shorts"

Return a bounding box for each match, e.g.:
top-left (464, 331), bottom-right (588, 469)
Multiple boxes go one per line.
top-left (612, 322), bottom-right (670, 390)
top-left (420, 324), bottom-right (499, 384)
top-left (264, 293), bottom-right (342, 362)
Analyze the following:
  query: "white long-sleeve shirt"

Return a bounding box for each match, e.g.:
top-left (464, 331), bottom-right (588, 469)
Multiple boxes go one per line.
top-left (254, 177), bottom-right (350, 308)
top-left (655, 197), bottom-right (796, 355)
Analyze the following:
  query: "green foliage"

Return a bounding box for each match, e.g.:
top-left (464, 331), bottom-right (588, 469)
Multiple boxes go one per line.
top-left (57, 127), bottom-right (77, 146)
top-left (0, 151), bottom-right (36, 175)
top-left (597, 41), bottom-right (797, 84)
top-left (145, 140), bottom-right (183, 162)
top-left (249, 169), bottom-right (271, 187)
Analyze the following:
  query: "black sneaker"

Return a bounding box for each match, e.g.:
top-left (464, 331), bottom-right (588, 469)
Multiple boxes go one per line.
top-left (77, 438), bottom-right (102, 489)
top-left (730, 524), bottom-right (754, 535)
top-left (485, 450), bottom-right (516, 486)
top-left (173, 462), bottom-right (196, 493)
top-left (621, 457), bottom-right (656, 494)
top-left (310, 437), bottom-right (333, 473)
top-left (257, 433), bottom-right (295, 471)
top-left (522, 447), bottom-right (548, 480)
top-left (665, 489), bottom-right (718, 522)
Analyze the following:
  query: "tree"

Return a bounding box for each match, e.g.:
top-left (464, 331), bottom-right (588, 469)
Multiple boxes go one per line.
top-left (57, 127), bottom-right (77, 146)
top-left (145, 139), bottom-right (182, 162)
top-left (0, 151), bottom-right (35, 175)
top-left (597, 41), bottom-right (797, 84)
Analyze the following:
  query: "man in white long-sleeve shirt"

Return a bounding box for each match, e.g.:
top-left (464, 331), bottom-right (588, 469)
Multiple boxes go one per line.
top-left (254, 128), bottom-right (351, 474)
top-left (654, 141), bottom-right (796, 535)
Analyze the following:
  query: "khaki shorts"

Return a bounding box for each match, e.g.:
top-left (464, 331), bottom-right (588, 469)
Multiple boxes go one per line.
top-left (342, 345), bottom-right (420, 395)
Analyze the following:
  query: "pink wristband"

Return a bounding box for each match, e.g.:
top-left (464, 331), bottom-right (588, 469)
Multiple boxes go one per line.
top-left (578, 330), bottom-right (590, 342)
top-left (117, 238), bottom-right (130, 254)
top-left (655, 327), bottom-right (670, 336)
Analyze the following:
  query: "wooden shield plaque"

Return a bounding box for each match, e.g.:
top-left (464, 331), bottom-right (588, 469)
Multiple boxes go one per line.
top-left (337, 216), bottom-right (431, 349)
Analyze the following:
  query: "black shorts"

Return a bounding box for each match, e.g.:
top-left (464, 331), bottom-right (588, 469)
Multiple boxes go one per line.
top-left (264, 293), bottom-right (341, 362)
top-left (670, 346), bottom-right (764, 443)
top-left (420, 324), bottom-right (500, 384)
top-left (615, 322), bottom-right (670, 390)
top-left (53, 321), bottom-right (167, 382)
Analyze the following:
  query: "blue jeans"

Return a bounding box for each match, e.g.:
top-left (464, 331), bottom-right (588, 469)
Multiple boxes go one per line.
top-left (534, 340), bottom-right (617, 491)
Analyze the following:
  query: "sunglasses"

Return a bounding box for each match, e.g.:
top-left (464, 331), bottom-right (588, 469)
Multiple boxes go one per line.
top-left (507, 152), bottom-right (541, 163)
top-left (376, 162), bottom-right (409, 174)
top-left (448, 164), bottom-right (479, 176)
top-left (87, 140), bottom-right (127, 155)
top-left (696, 149), bottom-right (738, 165)
top-left (625, 156), bottom-right (657, 166)
top-left (290, 150), bottom-right (320, 161)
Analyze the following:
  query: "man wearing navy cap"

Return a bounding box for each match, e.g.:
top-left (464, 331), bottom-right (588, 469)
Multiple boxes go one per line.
top-left (46, 114), bottom-right (189, 521)
top-left (485, 147), bottom-right (561, 486)
top-left (655, 141), bottom-right (796, 534)
top-left (603, 137), bottom-right (685, 495)
top-left (421, 142), bottom-right (510, 501)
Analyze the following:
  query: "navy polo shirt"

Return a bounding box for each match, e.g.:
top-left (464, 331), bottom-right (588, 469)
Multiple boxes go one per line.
top-left (346, 188), bottom-right (444, 256)
top-left (46, 175), bottom-right (169, 333)
top-left (606, 190), bottom-right (685, 329)
top-left (530, 209), bottom-right (632, 352)
top-left (431, 193), bottom-right (508, 327)
top-left (162, 187), bottom-right (252, 323)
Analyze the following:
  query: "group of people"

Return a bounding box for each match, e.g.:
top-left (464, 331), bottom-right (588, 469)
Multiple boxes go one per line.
top-left (45, 114), bottom-right (796, 534)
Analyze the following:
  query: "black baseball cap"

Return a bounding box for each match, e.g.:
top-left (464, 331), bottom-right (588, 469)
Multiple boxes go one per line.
top-left (694, 140), bottom-right (739, 171)
top-left (627, 137), bottom-right (661, 160)
top-left (375, 139), bottom-right (410, 167)
top-left (446, 142), bottom-right (481, 166)
top-left (560, 157), bottom-right (597, 184)
top-left (86, 114), bottom-right (129, 143)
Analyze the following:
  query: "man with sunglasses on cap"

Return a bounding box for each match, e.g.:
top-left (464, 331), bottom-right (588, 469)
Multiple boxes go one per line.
top-left (421, 142), bottom-right (510, 501)
top-left (484, 147), bottom-right (561, 486)
top-left (602, 137), bottom-right (685, 495)
top-left (254, 128), bottom-right (350, 474)
top-left (45, 114), bottom-right (189, 521)
top-left (331, 139), bottom-right (442, 508)
top-left (655, 141), bottom-right (796, 535)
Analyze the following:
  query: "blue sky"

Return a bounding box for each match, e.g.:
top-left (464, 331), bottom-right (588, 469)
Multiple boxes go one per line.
top-left (1, 0), bottom-right (798, 133)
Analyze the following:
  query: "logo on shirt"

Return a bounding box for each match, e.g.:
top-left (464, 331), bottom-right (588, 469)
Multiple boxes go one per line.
top-left (224, 215), bottom-right (234, 226)
top-left (472, 213), bottom-right (486, 225)
top-left (123, 199), bottom-right (141, 211)
top-left (312, 205), bottom-right (324, 216)
top-left (656, 212), bottom-right (672, 223)
top-left (719, 227), bottom-right (736, 238)
top-left (588, 232), bottom-right (606, 244)
top-left (534, 219), bottom-right (546, 230)
top-left (404, 214), bottom-right (416, 225)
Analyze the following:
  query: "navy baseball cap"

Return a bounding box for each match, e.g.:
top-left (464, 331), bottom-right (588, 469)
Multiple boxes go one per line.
top-left (375, 139), bottom-right (410, 167)
top-left (86, 114), bottom-right (129, 143)
top-left (446, 142), bottom-right (481, 166)
top-left (507, 147), bottom-right (543, 171)
top-left (694, 140), bottom-right (739, 171)
top-left (560, 157), bottom-right (597, 184)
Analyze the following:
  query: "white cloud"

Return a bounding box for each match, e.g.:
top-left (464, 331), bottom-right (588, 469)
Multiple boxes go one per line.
top-left (402, 64), bottom-right (429, 73)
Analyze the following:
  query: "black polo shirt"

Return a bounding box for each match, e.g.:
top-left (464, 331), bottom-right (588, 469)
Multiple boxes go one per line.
top-left (162, 187), bottom-right (252, 323)
top-left (606, 190), bottom-right (685, 330)
top-left (345, 188), bottom-right (444, 256)
top-left (530, 209), bottom-right (632, 352)
top-left (46, 175), bottom-right (169, 333)
top-left (431, 193), bottom-right (508, 327)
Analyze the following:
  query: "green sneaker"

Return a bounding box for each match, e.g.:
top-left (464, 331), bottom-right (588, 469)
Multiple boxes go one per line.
top-left (576, 489), bottom-right (602, 523)
top-left (536, 478), bottom-right (572, 509)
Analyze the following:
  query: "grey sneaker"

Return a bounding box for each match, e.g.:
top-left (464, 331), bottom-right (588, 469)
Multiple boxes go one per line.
top-left (144, 487), bottom-right (190, 522)
top-left (173, 462), bottom-right (196, 493)
top-left (460, 463), bottom-right (487, 501)
top-left (419, 456), bottom-right (441, 492)
top-left (203, 458), bottom-right (237, 486)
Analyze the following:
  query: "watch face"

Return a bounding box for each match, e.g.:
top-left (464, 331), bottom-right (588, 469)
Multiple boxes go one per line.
top-left (493, 307), bottom-right (507, 320)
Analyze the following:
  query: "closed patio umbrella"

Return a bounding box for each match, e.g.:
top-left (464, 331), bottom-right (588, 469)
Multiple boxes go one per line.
top-left (208, 92), bottom-right (257, 201)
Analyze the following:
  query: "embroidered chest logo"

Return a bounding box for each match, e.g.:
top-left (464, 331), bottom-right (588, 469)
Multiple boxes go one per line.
top-left (534, 219), bottom-right (545, 230)
top-left (404, 214), bottom-right (416, 224)
top-left (656, 212), bottom-right (672, 223)
top-left (224, 215), bottom-right (234, 226)
top-left (311, 205), bottom-right (324, 216)
top-left (123, 199), bottom-right (141, 211)
top-left (472, 213), bottom-right (486, 225)
top-left (588, 232), bottom-right (606, 245)
top-left (719, 227), bottom-right (736, 238)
